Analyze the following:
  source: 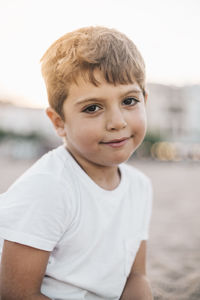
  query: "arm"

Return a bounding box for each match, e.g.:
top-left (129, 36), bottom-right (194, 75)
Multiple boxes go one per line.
top-left (120, 241), bottom-right (153, 300)
top-left (0, 240), bottom-right (51, 300)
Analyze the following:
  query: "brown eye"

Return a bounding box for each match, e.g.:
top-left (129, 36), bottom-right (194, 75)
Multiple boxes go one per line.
top-left (123, 97), bottom-right (139, 106)
top-left (83, 105), bottom-right (101, 113)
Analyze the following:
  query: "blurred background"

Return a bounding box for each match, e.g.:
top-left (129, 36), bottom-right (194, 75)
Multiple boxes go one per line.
top-left (0, 0), bottom-right (200, 299)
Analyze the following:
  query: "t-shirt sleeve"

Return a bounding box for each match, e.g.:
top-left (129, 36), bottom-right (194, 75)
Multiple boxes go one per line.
top-left (0, 174), bottom-right (73, 251)
top-left (140, 177), bottom-right (153, 240)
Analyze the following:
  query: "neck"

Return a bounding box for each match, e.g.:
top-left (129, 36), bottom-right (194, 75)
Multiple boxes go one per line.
top-left (66, 148), bottom-right (121, 190)
top-left (84, 163), bottom-right (121, 191)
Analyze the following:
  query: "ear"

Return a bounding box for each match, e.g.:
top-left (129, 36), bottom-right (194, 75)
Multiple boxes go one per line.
top-left (46, 107), bottom-right (66, 137)
top-left (144, 89), bottom-right (148, 105)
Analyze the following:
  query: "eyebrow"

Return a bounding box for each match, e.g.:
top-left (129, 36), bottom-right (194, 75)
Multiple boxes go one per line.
top-left (75, 88), bottom-right (142, 105)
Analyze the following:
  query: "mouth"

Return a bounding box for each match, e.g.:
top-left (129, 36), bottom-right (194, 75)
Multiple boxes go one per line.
top-left (100, 136), bottom-right (132, 148)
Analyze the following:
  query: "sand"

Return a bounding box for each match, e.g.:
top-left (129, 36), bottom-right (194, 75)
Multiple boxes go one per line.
top-left (0, 157), bottom-right (200, 300)
top-left (132, 160), bottom-right (200, 300)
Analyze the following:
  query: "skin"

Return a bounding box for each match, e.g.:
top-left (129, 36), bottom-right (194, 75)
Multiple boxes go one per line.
top-left (119, 241), bottom-right (153, 300)
top-left (47, 70), bottom-right (148, 190)
top-left (0, 70), bottom-right (152, 299)
top-left (0, 241), bottom-right (51, 300)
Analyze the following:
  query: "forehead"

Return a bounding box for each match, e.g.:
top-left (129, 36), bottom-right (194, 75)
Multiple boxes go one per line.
top-left (67, 70), bottom-right (142, 101)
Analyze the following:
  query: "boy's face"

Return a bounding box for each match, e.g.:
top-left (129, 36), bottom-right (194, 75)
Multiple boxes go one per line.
top-left (48, 70), bottom-right (147, 169)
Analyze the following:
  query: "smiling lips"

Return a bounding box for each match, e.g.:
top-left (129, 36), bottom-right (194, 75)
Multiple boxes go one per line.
top-left (100, 137), bottom-right (130, 148)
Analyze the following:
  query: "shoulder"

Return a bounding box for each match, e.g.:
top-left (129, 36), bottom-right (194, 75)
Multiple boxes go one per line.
top-left (121, 162), bottom-right (152, 189)
top-left (0, 146), bottom-right (80, 251)
top-left (1, 145), bottom-right (77, 211)
top-left (13, 145), bottom-right (70, 181)
top-left (7, 145), bottom-right (75, 193)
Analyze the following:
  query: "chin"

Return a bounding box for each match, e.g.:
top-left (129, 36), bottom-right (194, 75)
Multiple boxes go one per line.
top-left (104, 152), bottom-right (133, 166)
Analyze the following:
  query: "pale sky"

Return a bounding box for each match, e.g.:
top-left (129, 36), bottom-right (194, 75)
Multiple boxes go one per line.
top-left (0, 0), bottom-right (200, 108)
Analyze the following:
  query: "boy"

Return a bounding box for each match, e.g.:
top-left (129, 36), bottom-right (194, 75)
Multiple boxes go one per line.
top-left (0, 26), bottom-right (153, 300)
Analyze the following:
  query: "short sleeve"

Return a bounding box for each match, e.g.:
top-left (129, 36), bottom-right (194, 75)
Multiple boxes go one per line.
top-left (140, 178), bottom-right (153, 240)
top-left (0, 174), bottom-right (73, 251)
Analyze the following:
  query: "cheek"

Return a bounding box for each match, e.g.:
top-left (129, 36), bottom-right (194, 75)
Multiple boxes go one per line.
top-left (129, 110), bottom-right (147, 132)
top-left (67, 121), bottom-right (100, 146)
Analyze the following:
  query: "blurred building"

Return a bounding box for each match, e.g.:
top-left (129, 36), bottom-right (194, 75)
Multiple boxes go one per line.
top-left (0, 102), bottom-right (61, 158)
top-left (0, 102), bottom-right (60, 143)
top-left (0, 102), bottom-right (51, 135)
top-left (147, 83), bottom-right (200, 142)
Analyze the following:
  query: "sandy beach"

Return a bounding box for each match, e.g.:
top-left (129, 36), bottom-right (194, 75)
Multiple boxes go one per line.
top-left (0, 157), bottom-right (200, 300)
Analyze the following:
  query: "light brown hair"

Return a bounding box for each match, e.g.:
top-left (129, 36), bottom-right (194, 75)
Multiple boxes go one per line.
top-left (41, 26), bottom-right (146, 119)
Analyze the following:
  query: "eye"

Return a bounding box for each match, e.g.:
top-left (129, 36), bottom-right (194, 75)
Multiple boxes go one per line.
top-left (83, 104), bottom-right (101, 113)
top-left (123, 97), bottom-right (139, 106)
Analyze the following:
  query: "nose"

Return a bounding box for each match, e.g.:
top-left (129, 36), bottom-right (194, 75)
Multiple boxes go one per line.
top-left (106, 108), bottom-right (127, 131)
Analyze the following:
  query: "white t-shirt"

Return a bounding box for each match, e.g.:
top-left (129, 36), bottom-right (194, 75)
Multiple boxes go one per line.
top-left (0, 145), bottom-right (152, 300)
